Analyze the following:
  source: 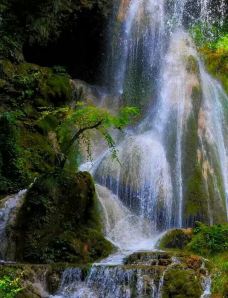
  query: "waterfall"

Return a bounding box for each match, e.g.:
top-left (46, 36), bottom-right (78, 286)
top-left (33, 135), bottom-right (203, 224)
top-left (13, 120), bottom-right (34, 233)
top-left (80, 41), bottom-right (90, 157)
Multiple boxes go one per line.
top-left (199, 69), bottom-right (228, 218)
top-left (109, 0), bottom-right (166, 103)
top-left (94, 0), bottom-right (228, 228)
top-left (51, 253), bottom-right (182, 298)
top-left (200, 260), bottom-right (212, 298)
top-left (54, 0), bottom-right (227, 296)
top-left (95, 136), bottom-right (173, 230)
top-left (0, 189), bottom-right (27, 260)
top-left (96, 184), bottom-right (159, 251)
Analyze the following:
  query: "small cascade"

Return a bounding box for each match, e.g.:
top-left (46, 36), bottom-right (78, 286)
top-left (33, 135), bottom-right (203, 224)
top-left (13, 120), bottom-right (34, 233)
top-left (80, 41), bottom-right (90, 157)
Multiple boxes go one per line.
top-left (199, 69), bottom-right (228, 218)
top-left (201, 275), bottom-right (212, 298)
top-left (51, 253), bottom-right (171, 298)
top-left (200, 260), bottom-right (212, 298)
top-left (109, 0), bottom-right (166, 102)
top-left (95, 135), bottom-right (173, 230)
top-left (156, 256), bottom-right (181, 298)
top-left (199, 0), bottom-right (226, 26)
top-left (96, 184), bottom-right (158, 251)
top-left (51, 253), bottom-right (211, 298)
top-left (0, 189), bottom-right (27, 260)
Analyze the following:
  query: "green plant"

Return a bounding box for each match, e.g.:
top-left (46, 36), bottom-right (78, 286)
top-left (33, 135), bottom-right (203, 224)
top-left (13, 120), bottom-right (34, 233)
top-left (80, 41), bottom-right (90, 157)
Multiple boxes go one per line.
top-left (215, 35), bottom-right (228, 50)
top-left (188, 223), bottom-right (228, 256)
top-left (0, 111), bottom-right (28, 194)
top-left (41, 103), bottom-right (139, 168)
top-left (0, 275), bottom-right (22, 298)
top-left (190, 22), bottom-right (228, 50)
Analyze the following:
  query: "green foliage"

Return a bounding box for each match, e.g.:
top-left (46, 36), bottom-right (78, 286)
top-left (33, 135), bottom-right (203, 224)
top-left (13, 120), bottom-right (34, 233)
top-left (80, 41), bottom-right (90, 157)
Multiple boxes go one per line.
top-left (162, 267), bottom-right (202, 298)
top-left (216, 35), bottom-right (228, 51)
top-left (190, 22), bottom-right (228, 49)
top-left (159, 229), bottom-right (192, 250)
top-left (0, 111), bottom-right (28, 194)
top-left (0, 275), bottom-right (22, 298)
top-left (188, 223), bottom-right (228, 256)
top-left (40, 74), bottom-right (72, 104)
top-left (0, 60), bottom-right (72, 107)
top-left (211, 252), bottom-right (228, 297)
top-left (42, 103), bottom-right (139, 165)
top-left (190, 22), bottom-right (228, 93)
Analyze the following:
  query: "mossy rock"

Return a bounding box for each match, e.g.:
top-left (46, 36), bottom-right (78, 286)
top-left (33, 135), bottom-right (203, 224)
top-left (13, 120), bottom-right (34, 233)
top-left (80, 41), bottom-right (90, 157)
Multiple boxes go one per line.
top-left (0, 60), bottom-right (73, 107)
top-left (162, 267), bottom-right (202, 297)
top-left (159, 229), bottom-right (193, 250)
top-left (13, 170), bottom-right (113, 264)
top-left (186, 55), bottom-right (199, 75)
top-left (0, 60), bottom-right (75, 194)
top-left (40, 73), bottom-right (73, 104)
top-left (199, 47), bottom-right (228, 94)
top-left (0, 262), bottom-right (76, 297)
top-left (0, 112), bottom-right (29, 195)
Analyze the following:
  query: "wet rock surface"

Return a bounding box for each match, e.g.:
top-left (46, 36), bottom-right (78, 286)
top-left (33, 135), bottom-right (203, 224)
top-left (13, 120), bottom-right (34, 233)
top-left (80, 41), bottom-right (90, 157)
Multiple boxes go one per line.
top-left (52, 251), bottom-right (208, 298)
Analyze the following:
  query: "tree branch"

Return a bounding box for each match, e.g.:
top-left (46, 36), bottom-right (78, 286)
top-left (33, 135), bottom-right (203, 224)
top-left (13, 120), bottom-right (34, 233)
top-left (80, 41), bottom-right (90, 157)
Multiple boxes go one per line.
top-left (71, 120), bottom-right (103, 146)
top-left (64, 120), bottom-right (103, 157)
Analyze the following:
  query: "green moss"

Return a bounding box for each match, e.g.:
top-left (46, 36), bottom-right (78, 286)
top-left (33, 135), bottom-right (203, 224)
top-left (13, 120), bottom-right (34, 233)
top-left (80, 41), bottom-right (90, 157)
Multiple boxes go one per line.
top-left (0, 60), bottom-right (73, 108)
top-left (186, 55), bottom-right (199, 75)
top-left (0, 112), bottom-right (28, 195)
top-left (13, 171), bottom-right (113, 264)
top-left (162, 267), bottom-right (202, 298)
top-left (199, 47), bottom-right (228, 94)
top-left (159, 229), bottom-right (192, 250)
top-left (19, 126), bottom-right (56, 177)
top-left (184, 165), bottom-right (208, 219)
top-left (182, 103), bottom-right (209, 224)
top-left (210, 252), bottom-right (228, 297)
top-left (40, 74), bottom-right (72, 104)
top-left (0, 79), bottom-right (7, 89)
top-left (191, 85), bottom-right (202, 103)
top-left (0, 60), bottom-right (16, 78)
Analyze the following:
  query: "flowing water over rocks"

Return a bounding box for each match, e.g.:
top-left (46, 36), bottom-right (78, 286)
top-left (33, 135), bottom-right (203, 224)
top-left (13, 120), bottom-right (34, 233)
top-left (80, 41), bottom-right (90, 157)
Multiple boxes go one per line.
top-left (94, 0), bottom-right (228, 227)
top-left (0, 0), bottom-right (225, 297)
top-left (0, 189), bottom-right (27, 260)
top-left (51, 252), bottom-right (210, 298)
top-left (55, 0), bottom-right (227, 296)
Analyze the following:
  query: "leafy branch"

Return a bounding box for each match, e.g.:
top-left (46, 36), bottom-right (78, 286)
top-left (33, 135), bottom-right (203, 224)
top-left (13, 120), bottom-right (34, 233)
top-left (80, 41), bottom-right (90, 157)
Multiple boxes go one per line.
top-left (41, 102), bottom-right (139, 168)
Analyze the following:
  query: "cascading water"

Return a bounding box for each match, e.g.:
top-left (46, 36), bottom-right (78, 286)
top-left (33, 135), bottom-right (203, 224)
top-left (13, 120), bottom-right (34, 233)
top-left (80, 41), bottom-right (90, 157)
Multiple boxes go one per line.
top-left (0, 189), bottom-right (27, 260)
top-left (96, 184), bottom-right (158, 251)
top-left (95, 0), bottom-right (228, 228)
top-left (54, 0), bottom-right (227, 297)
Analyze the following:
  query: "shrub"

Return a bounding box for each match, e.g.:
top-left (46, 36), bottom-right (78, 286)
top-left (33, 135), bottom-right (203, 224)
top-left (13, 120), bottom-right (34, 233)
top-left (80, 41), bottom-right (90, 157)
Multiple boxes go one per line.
top-left (0, 275), bottom-right (22, 298)
top-left (188, 223), bottom-right (228, 256)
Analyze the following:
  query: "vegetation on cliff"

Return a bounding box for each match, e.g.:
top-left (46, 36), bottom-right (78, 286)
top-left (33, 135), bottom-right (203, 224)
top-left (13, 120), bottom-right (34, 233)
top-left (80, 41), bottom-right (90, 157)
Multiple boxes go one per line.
top-left (191, 22), bottom-right (228, 93)
top-left (159, 223), bottom-right (228, 297)
top-left (0, 0), bottom-right (139, 276)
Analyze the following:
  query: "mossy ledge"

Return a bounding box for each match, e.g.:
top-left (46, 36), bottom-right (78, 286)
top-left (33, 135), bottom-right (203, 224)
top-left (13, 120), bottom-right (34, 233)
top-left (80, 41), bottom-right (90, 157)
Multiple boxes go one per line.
top-left (158, 224), bottom-right (228, 297)
top-left (11, 170), bottom-right (113, 264)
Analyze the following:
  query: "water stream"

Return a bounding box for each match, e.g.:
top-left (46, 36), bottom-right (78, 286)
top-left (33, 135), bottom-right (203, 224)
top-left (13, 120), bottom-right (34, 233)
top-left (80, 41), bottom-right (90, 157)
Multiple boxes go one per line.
top-left (0, 189), bottom-right (27, 260)
top-left (52, 0), bottom-right (227, 296)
